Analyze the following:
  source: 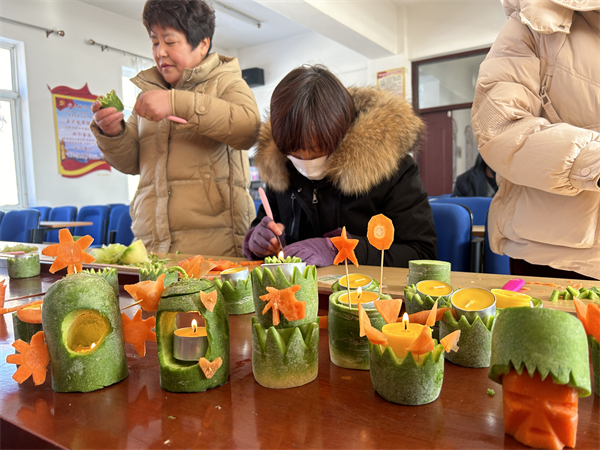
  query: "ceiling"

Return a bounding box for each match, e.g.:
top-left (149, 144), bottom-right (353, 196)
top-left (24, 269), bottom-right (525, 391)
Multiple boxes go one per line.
top-left (78, 0), bottom-right (311, 51)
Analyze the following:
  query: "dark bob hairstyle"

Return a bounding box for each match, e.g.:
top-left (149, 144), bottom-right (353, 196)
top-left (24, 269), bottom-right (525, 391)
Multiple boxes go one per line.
top-left (142, 0), bottom-right (215, 53)
top-left (270, 65), bottom-right (356, 156)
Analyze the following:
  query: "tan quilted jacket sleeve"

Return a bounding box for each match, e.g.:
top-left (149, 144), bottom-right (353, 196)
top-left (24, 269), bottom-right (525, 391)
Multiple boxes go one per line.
top-left (90, 112), bottom-right (141, 175)
top-left (471, 12), bottom-right (600, 196)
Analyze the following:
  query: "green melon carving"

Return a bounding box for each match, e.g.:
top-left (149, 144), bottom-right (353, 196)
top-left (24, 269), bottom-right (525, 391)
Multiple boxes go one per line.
top-left (328, 290), bottom-right (390, 370)
top-left (156, 278), bottom-right (230, 393)
top-left (7, 253), bottom-right (40, 279)
top-left (251, 265), bottom-right (318, 328)
top-left (404, 284), bottom-right (451, 314)
top-left (139, 266), bottom-right (180, 286)
top-left (489, 307), bottom-right (591, 397)
top-left (407, 260), bottom-right (451, 286)
top-left (251, 316), bottom-right (319, 389)
top-left (439, 310), bottom-right (494, 368)
top-left (12, 312), bottom-right (43, 344)
top-left (369, 343), bottom-right (445, 405)
top-left (80, 267), bottom-right (119, 298)
top-left (590, 336), bottom-right (599, 397)
top-left (331, 278), bottom-right (380, 293)
top-left (42, 273), bottom-right (128, 393)
top-left (214, 277), bottom-right (254, 315)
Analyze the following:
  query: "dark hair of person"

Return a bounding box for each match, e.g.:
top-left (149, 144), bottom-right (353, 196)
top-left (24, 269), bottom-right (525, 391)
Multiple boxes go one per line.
top-left (270, 65), bottom-right (356, 156)
top-left (143, 0), bottom-right (215, 53)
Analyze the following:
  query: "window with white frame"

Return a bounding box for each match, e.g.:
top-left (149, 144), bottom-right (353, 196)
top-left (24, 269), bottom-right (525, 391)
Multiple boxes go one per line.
top-left (0, 43), bottom-right (27, 208)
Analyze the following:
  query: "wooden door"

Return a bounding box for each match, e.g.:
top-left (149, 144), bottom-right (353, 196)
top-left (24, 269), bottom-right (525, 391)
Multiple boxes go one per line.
top-left (417, 110), bottom-right (453, 195)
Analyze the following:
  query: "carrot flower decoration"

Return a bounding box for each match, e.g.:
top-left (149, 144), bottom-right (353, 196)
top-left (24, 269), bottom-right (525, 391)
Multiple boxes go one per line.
top-left (124, 274), bottom-right (166, 312)
top-left (367, 214), bottom-right (394, 297)
top-left (42, 228), bottom-right (95, 274)
top-left (179, 255), bottom-right (216, 279)
top-left (6, 331), bottom-right (49, 385)
top-left (260, 285), bottom-right (305, 326)
top-left (330, 227), bottom-right (359, 266)
top-left (121, 309), bottom-right (156, 357)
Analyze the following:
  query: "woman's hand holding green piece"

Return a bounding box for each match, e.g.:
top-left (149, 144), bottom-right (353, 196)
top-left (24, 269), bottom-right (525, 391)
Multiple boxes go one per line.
top-left (134, 90), bottom-right (171, 122)
top-left (92, 100), bottom-right (124, 137)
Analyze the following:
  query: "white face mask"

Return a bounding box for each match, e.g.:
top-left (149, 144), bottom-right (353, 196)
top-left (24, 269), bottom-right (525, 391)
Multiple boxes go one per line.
top-left (287, 154), bottom-right (329, 180)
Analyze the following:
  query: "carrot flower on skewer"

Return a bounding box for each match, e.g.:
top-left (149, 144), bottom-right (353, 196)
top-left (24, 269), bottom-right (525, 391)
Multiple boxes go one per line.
top-left (124, 274), bottom-right (166, 312)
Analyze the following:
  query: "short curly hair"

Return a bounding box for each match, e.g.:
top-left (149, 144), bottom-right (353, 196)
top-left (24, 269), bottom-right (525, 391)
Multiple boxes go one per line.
top-left (143, 0), bottom-right (215, 53)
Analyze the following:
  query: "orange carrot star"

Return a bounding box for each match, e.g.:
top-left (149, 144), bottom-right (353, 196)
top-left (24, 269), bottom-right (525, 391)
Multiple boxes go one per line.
top-left (260, 285), bottom-right (305, 326)
top-left (330, 227), bottom-right (359, 266)
top-left (122, 309), bottom-right (156, 357)
top-left (124, 273), bottom-right (166, 312)
top-left (41, 228), bottom-right (95, 274)
top-left (199, 356), bottom-right (223, 379)
top-left (6, 331), bottom-right (49, 385)
top-left (0, 279), bottom-right (6, 308)
top-left (200, 290), bottom-right (218, 313)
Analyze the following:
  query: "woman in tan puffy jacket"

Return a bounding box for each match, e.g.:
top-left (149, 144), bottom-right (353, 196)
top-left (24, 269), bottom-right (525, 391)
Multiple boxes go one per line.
top-left (471, 0), bottom-right (599, 280)
top-left (91, 0), bottom-right (259, 257)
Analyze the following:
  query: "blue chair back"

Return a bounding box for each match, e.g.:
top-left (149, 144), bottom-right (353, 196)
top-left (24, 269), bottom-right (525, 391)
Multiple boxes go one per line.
top-left (114, 210), bottom-right (134, 246)
top-left (107, 205), bottom-right (130, 244)
top-left (430, 202), bottom-right (472, 272)
top-left (429, 196), bottom-right (492, 226)
top-left (74, 205), bottom-right (110, 247)
top-left (0, 209), bottom-right (40, 243)
top-left (108, 203), bottom-right (127, 211)
top-left (46, 206), bottom-right (77, 243)
top-left (0, 211), bottom-right (4, 227)
top-left (484, 210), bottom-right (510, 274)
top-left (30, 206), bottom-right (51, 221)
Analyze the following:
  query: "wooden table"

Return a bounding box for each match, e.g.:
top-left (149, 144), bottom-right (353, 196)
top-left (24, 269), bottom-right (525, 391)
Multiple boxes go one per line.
top-left (38, 221), bottom-right (93, 228)
top-left (1, 265), bottom-right (598, 449)
top-left (472, 225), bottom-right (485, 237)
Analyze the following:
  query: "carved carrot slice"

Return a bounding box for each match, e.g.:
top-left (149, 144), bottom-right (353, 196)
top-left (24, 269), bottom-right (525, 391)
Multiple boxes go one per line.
top-left (367, 214), bottom-right (394, 250)
top-left (402, 307), bottom-right (457, 325)
top-left (358, 303), bottom-right (388, 345)
top-left (199, 356), bottom-right (222, 379)
top-left (124, 274), bottom-right (166, 312)
top-left (440, 330), bottom-right (461, 353)
top-left (260, 285), bottom-right (304, 326)
top-left (6, 331), bottom-right (49, 385)
top-left (41, 228), bottom-right (95, 274)
top-left (407, 325), bottom-right (435, 355)
top-left (16, 304), bottom-right (42, 324)
top-left (502, 369), bottom-right (578, 450)
top-left (0, 279), bottom-right (6, 308)
top-left (0, 299), bottom-right (44, 316)
top-left (330, 227), bottom-right (359, 266)
top-left (179, 255), bottom-right (217, 279)
top-left (121, 309), bottom-right (156, 357)
top-left (374, 299), bottom-right (402, 324)
top-left (573, 297), bottom-right (600, 342)
top-left (200, 290), bottom-right (218, 313)
top-left (426, 299), bottom-right (439, 327)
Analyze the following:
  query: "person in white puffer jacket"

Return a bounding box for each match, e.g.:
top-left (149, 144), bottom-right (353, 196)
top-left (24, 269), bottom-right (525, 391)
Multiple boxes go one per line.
top-left (471, 0), bottom-right (600, 280)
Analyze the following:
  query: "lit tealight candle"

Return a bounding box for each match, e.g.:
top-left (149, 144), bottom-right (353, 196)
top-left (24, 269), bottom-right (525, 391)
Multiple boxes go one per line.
top-left (173, 319), bottom-right (208, 361)
top-left (262, 251), bottom-right (306, 281)
top-left (416, 280), bottom-right (453, 298)
top-left (382, 313), bottom-right (425, 358)
top-left (339, 274), bottom-right (373, 290)
top-left (451, 288), bottom-right (496, 321)
top-left (490, 289), bottom-right (533, 309)
top-left (220, 267), bottom-right (249, 286)
top-left (338, 286), bottom-right (380, 308)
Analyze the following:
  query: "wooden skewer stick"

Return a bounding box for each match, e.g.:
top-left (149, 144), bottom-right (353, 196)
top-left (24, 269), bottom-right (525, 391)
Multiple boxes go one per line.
top-left (5, 292), bottom-right (47, 302)
top-left (344, 259), bottom-right (351, 309)
top-left (121, 300), bottom-right (143, 311)
top-left (380, 250), bottom-right (384, 298)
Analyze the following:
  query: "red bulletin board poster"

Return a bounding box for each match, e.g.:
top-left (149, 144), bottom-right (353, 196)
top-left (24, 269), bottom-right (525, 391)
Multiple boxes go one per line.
top-left (49, 84), bottom-right (111, 178)
top-left (377, 68), bottom-right (405, 97)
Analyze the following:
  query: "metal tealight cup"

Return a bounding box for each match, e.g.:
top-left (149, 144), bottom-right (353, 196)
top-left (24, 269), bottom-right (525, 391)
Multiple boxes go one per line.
top-left (451, 287), bottom-right (496, 322)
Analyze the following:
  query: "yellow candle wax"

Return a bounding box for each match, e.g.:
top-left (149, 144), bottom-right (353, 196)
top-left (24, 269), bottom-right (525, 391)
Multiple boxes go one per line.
top-left (491, 289), bottom-right (532, 309)
top-left (174, 326), bottom-right (207, 338)
top-left (220, 267), bottom-right (247, 274)
top-left (338, 290), bottom-right (380, 305)
top-left (382, 321), bottom-right (424, 358)
top-left (339, 274), bottom-right (373, 289)
top-left (452, 288), bottom-right (495, 311)
top-left (416, 280), bottom-right (453, 297)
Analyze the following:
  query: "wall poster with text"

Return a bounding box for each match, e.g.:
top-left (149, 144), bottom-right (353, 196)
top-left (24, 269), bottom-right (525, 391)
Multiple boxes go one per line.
top-left (49, 84), bottom-right (111, 178)
top-left (377, 68), bottom-right (405, 97)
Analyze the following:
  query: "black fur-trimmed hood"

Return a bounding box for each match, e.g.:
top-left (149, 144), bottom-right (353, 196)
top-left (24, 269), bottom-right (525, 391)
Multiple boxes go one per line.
top-left (254, 86), bottom-right (424, 196)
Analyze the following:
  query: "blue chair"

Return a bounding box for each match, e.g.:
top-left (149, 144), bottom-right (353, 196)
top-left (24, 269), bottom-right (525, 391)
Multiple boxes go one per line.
top-left (108, 203), bottom-right (127, 211)
top-left (113, 211), bottom-right (135, 246)
top-left (430, 202), bottom-right (473, 272)
top-left (0, 209), bottom-right (40, 243)
top-left (74, 205), bottom-right (110, 247)
top-left (107, 205), bottom-right (130, 244)
top-left (0, 211), bottom-right (4, 227)
top-left (484, 210), bottom-right (510, 274)
top-left (30, 206), bottom-right (51, 221)
top-left (429, 196), bottom-right (492, 226)
top-left (46, 206), bottom-right (77, 243)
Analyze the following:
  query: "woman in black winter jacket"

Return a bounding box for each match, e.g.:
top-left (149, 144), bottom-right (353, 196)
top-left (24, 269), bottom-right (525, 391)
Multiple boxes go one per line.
top-left (243, 65), bottom-right (437, 267)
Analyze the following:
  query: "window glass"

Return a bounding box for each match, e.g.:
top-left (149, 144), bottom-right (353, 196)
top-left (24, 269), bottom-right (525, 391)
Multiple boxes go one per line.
top-left (0, 100), bottom-right (19, 205)
top-left (0, 48), bottom-right (13, 91)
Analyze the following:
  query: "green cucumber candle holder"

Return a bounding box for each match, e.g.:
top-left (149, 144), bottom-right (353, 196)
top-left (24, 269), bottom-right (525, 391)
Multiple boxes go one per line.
top-left (439, 310), bottom-right (494, 368)
top-left (156, 278), bottom-right (230, 393)
top-left (214, 267), bottom-right (255, 315)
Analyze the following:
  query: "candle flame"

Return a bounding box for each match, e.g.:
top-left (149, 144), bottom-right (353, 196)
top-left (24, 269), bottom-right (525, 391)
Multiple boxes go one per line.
top-left (278, 250), bottom-right (284, 260)
top-left (357, 286), bottom-right (362, 299)
top-left (192, 319), bottom-right (198, 333)
top-left (402, 312), bottom-right (409, 330)
top-left (91, 343), bottom-right (96, 349)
